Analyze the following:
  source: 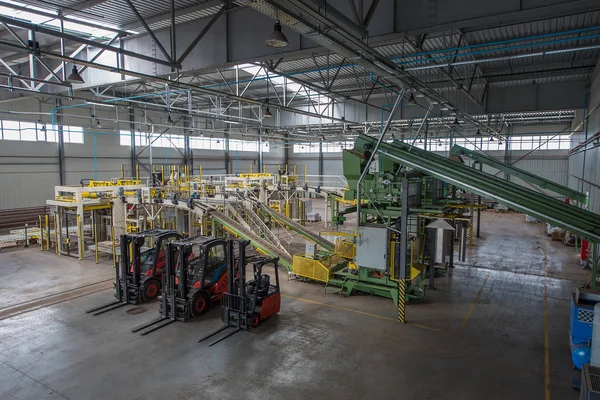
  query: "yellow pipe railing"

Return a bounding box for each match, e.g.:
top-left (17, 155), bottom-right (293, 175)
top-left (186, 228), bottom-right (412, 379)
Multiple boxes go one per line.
top-left (45, 215), bottom-right (50, 251)
top-left (39, 215), bottom-right (43, 251)
top-left (94, 223), bottom-right (99, 264)
top-left (54, 212), bottom-right (58, 255)
top-left (77, 214), bottom-right (83, 260)
top-left (111, 225), bottom-right (116, 267)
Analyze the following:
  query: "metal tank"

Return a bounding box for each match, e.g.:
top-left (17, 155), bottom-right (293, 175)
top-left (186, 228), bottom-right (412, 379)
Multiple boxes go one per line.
top-left (425, 219), bottom-right (455, 265)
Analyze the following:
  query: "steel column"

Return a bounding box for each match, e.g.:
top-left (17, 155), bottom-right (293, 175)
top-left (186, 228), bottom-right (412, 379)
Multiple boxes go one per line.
top-left (129, 106), bottom-right (136, 177)
top-left (56, 98), bottom-right (65, 185)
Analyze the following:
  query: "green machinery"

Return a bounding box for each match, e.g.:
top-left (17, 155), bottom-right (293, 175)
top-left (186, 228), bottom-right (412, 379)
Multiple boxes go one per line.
top-left (292, 137), bottom-right (462, 304)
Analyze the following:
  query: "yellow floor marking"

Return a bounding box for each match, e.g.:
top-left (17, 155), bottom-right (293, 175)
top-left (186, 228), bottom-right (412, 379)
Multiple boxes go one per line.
top-left (460, 274), bottom-right (489, 331)
top-left (544, 241), bottom-right (550, 400)
top-left (282, 294), bottom-right (441, 332)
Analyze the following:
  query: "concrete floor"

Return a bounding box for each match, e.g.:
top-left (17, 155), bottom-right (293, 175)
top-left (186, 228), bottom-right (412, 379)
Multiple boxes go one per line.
top-left (0, 210), bottom-right (589, 399)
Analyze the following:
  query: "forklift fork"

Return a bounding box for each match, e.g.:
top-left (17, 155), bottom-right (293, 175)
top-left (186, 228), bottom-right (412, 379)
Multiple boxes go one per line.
top-left (86, 235), bottom-right (138, 315)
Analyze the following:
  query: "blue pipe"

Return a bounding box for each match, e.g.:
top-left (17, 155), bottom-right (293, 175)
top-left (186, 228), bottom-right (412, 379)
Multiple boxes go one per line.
top-left (50, 89), bottom-right (190, 126)
top-left (369, 72), bottom-right (401, 95)
top-left (201, 26), bottom-right (600, 90)
top-left (395, 32), bottom-right (600, 65)
top-left (391, 25), bottom-right (600, 60)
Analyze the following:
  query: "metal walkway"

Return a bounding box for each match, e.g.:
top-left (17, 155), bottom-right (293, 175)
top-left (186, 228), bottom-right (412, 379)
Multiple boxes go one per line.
top-left (357, 134), bottom-right (600, 243)
top-left (450, 143), bottom-right (588, 204)
top-left (256, 202), bottom-right (336, 252)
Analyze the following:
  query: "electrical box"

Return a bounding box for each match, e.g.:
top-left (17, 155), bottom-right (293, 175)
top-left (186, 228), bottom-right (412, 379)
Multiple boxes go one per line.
top-left (355, 226), bottom-right (389, 271)
top-left (368, 155), bottom-right (379, 174)
top-left (305, 242), bottom-right (317, 260)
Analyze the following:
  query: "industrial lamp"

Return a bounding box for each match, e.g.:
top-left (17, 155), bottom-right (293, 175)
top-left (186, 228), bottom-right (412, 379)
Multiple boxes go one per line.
top-left (265, 20), bottom-right (289, 48)
top-left (406, 93), bottom-right (417, 106)
top-left (489, 136), bottom-right (494, 141)
top-left (96, 119), bottom-right (102, 129)
top-left (475, 128), bottom-right (481, 135)
top-left (167, 113), bottom-right (174, 124)
top-left (67, 66), bottom-right (85, 84)
top-left (453, 117), bottom-right (460, 125)
top-left (264, 107), bottom-right (273, 118)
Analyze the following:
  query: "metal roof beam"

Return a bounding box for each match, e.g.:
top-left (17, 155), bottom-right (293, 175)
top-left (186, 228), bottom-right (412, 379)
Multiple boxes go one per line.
top-left (0, 15), bottom-right (179, 68)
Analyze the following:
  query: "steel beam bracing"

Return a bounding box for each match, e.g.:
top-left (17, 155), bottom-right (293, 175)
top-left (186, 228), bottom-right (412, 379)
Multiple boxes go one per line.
top-left (450, 144), bottom-right (588, 204)
top-left (0, 39), bottom-right (354, 125)
top-left (357, 134), bottom-right (600, 243)
top-left (0, 15), bottom-right (178, 69)
top-left (256, 202), bottom-right (335, 252)
top-left (250, 0), bottom-right (503, 134)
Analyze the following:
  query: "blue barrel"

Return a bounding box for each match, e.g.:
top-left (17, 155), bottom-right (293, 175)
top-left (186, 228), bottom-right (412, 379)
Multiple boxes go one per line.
top-left (571, 341), bottom-right (591, 370)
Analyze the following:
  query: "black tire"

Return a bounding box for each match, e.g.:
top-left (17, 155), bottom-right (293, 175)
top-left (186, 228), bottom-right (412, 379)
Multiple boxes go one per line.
top-left (250, 313), bottom-right (260, 328)
top-left (190, 291), bottom-right (210, 317)
top-left (141, 278), bottom-right (160, 302)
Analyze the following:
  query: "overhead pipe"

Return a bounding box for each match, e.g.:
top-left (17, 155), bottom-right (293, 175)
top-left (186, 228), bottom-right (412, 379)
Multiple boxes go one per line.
top-left (200, 27), bottom-right (600, 90)
top-left (392, 26), bottom-right (600, 63)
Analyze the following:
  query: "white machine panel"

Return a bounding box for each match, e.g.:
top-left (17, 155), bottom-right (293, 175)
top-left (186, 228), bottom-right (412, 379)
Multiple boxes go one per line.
top-left (355, 226), bottom-right (389, 271)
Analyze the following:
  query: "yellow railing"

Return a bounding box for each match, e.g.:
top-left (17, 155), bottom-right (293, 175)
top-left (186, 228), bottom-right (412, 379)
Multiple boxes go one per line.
top-left (320, 231), bottom-right (357, 259)
top-left (292, 253), bottom-right (346, 283)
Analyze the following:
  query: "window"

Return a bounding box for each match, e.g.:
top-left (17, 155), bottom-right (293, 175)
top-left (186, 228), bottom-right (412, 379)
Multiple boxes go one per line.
top-left (120, 130), bottom-right (131, 146)
top-left (19, 122), bottom-right (37, 141)
top-left (2, 120), bottom-right (20, 140)
top-left (0, 120), bottom-right (83, 144)
top-left (293, 141), bottom-right (353, 153)
top-left (64, 126), bottom-right (84, 144)
top-left (508, 135), bottom-right (570, 151)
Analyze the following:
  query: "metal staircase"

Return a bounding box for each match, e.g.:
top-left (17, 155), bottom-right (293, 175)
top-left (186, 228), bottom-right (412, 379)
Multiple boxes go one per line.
top-left (257, 202), bottom-right (336, 252)
top-left (161, 199), bottom-right (294, 270)
top-left (226, 194), bottom-right (292, 258)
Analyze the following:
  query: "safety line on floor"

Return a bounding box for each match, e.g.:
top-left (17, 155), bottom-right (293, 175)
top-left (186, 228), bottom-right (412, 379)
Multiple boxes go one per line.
top-left (282, 294), bottom-right (441, 332)
top-left (544, 241), bottom-right (551, 400)
top-left (460, 274), bottom-right (489, 331)
top-left (0, 280), bottom-right (114, 320)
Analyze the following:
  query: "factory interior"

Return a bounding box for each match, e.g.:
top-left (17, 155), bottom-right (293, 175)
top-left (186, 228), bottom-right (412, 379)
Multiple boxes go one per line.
top-left (1, 0), bottom-right (600, 399)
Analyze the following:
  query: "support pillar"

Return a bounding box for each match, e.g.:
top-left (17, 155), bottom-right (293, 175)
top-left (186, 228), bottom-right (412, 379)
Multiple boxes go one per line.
top-left (129, 105), bottom-right (136, 177)
top-left (56, 98), bottom-right (65, 185)
top-left (398, 176), bottom-right (409, 323)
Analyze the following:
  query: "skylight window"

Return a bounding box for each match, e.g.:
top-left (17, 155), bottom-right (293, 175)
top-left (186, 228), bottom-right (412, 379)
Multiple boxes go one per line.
top-left (0, 0), bottom-right (114, 39)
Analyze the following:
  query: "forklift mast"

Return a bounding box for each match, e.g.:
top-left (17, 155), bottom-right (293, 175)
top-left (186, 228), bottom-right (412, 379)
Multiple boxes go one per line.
top-left (86, 229), bottom-right (182, 315)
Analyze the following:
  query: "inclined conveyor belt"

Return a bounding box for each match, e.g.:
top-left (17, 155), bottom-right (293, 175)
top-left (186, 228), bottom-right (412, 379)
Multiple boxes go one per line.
top-left (256, 202), bottom-right (335, 252)
top-left (357, 134), bottom-right (600, 243)
top-left (450, 143), bottom-right (587, 204)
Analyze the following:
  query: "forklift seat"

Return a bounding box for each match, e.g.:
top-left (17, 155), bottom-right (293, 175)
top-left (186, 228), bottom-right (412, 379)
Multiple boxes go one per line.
top-left (257, 274), bottom-right (270, 298)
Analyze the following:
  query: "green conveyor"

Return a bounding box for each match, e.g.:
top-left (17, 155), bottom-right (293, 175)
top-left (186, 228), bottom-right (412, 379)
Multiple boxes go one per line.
top-left (257, 203), bottom-right (336, 252)
top-left (450, 144), bottom-right (588, 204)
top-left (357, 134), bottom-right (600, 243)
top-left (208, 209), bottom-right (294, 271)
top-left (164, 199), bottom-right (294, 271)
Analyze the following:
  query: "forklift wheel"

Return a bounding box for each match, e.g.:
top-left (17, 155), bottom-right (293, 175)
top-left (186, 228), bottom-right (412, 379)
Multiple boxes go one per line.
top-left (190, 292), bottom-right (210, 317)
top-left (250, 313), bottom-right (260, 328)
top-left (142, 279), bottom-right (160, 302)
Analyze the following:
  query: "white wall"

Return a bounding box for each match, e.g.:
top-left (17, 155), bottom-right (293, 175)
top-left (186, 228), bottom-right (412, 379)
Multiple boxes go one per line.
top-left (0, 98), bottom-right (286, 209)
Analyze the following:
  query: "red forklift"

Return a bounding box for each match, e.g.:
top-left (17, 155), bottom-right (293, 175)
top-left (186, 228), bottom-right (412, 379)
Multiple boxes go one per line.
top-left (199, 240), bottom-right (281, 346)
top-left (131, 236), bottom-right (231, 335)
top-left (86, 229), bottom-right (182, 315)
